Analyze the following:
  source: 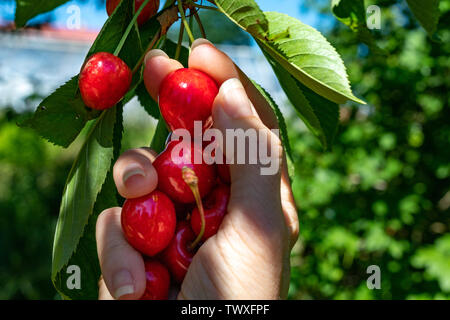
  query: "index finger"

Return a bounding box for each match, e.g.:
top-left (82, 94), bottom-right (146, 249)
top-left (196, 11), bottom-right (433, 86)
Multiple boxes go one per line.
top-left (143, 49), bottom-right (184, 101)
top-left (188, 39), bottom-right (279, 130)
top-left (189, 39), bottom-right (299, 246)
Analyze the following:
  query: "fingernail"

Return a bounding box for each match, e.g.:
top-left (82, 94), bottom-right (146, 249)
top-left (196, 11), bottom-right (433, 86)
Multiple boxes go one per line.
top-left (219, 78), bottom-right (254, 119)
top-left (144, 49), bottom-right (169, 65)
top-left (123, 163), bottom-right (146, 185)
top-left (191, 38), bottom-right (213, 51)
top-left (112, 270), bottom-right (134, 299)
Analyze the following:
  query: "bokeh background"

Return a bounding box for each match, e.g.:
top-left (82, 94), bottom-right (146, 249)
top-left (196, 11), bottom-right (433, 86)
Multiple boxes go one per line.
top-left (0, 0), bottom-right (449, 299)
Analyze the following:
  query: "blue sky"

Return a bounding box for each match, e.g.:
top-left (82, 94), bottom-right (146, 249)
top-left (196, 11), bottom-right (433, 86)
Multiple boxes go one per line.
top-left (0, 0), bottom-right (327, 30)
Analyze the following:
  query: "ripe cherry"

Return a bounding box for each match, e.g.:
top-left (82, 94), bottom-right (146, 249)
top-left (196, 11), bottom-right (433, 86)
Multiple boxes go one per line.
top-left (106, 0), bottom-right (160, 26)
top-left (153, 139), bottom-right (217, 204)
top-left (191, 184), bottom-right (230, 241)
top-left (160, 221), bottom-right (196, 284)
top-left (79, 52), bottom-right (132, 110)
top-left (140, 259), bottom-right (170, 300)
top-left (121, 190), bottom-right (176, 256)
top-left (159, 68), bottom-right (219, 134)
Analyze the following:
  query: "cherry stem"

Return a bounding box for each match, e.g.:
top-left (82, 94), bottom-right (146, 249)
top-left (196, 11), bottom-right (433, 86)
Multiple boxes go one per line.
top-left (193, 11), bottom-right (206, 39)
top-left (177, 1), bottom-right (195, 44)
top-left (175, 19), bottom-right (185, 60)
top-left (114, 0), bottom-right (152, 56)
top-left (132, 29), bottom-right (162, 74)
top-left (182, 167), bottom-right (205, 250)
top-left (188, 13), bottom-right (194, 43)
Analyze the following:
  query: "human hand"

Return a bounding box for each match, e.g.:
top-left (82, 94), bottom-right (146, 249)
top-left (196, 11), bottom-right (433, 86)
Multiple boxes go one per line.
top-left (96, 39), bottom-right (299, 300)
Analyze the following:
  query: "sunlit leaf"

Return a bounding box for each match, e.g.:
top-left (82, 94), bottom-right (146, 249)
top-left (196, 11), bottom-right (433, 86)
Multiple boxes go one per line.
top-left (258, 12), bottom-right (364, 105)
top-left (51, 107), bottom-right (117, 289)
top-left (263, 51), bottom-right (339, 149)
top-left (214, 0), bottom-right (268, 36)
top-left (15, 0), bottom-right (70, 28)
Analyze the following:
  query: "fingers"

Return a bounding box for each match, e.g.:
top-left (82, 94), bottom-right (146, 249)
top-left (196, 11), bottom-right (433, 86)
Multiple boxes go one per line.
top-left (96, 207), bottom-right (146, 300)
top-left (141, 40), bottom-right (299, 245)
top-left (280, 161), bottom-right (299, 249)
top-left (98, 277), bottom-right (114, 300)
top-left (212, 78), bottom-right (286, 235)
top-left (189, 39), bottom-right (240, 85)
top-left (189, 39), bottom-right (279, 130)
top-left (113, 147), bottom-right (158, 199)
top-left (143, 49), bottom-right (183, 101)
top-left (190, 39), bottom-right (299, 245)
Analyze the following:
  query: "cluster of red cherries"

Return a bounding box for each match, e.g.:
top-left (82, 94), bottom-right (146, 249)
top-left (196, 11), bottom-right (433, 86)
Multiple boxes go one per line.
top-left (122, 134), bottom-right (231, 300)
top-left (121, 68), bottom-right (232, 299)
top-left (78, 1), bottom-right (232, 300)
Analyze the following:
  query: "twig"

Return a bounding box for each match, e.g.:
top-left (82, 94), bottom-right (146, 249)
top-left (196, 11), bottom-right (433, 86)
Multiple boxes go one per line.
top-left (175, 21), bottom-right (185, 60)
top-left (193, 11), bottom-right (206, 38)
top-left (177, 1), bottom-right (195, 43)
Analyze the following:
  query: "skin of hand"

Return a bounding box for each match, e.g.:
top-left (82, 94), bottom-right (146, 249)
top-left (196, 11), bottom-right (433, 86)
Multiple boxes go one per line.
top-left (96, 39), bottom-right (299, 300)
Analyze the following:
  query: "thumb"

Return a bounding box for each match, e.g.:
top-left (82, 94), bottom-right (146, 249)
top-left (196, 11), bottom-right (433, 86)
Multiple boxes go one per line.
top-left (212, 78), bottom-right (283, 216)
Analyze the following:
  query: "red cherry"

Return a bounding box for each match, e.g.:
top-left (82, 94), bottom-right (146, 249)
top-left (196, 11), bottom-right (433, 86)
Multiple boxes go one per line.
top-left (140, 259), bottom-right (170, 300)
top-left (217, 163), bottom-right (231, 184)
top-left (160, 221), bottom-right (196, 283)
top-left (191, 184), bottom-right (230, 241)
top-left (153, 140), bottom-right (217, 204)
top-left (106, 0), bottom-right (160, 26)
top-left (79, 52), bottom-right (132, 110)
top-left (159, 68), bottom-right (219, 134)
top-left (121, 190), bottom-right (176, 256)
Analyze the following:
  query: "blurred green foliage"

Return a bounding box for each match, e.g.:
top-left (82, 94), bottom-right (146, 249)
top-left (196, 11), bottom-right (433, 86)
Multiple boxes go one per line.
top-left (0, 109), bottom-right (69, 299)
top-left (0, 106), bottom-right (154, 299)
top-left (0, 1), bottom-right (448, 300)
top-left (288, 1), bottom-right (449, 299)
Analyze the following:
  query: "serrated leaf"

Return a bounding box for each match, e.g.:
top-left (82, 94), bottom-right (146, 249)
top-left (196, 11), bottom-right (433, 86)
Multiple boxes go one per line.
top-left (136, 81), bottom-right (160, 119)
top-left (251, 80), bottom-right (293, 161)
top-left (19, 77), bottom-right (89, 148)
top-left (112, 104), bottom-right (124, 161)
top-left (15, 0), bottom-right (70, 28)
top-left (51, 107), bottom-right (117, 283)
top-left (52, 107), bottom-right (123, 300)
top-left (150, 117), bottom-right (169, 154)
top-left (52, 169), bottom-right (118, 300)
top-left (257, 12), bottom-right (364, 105)
top-left (264, 51), bottom-right (339, 149)
top-left (406, 0), bottom-right (440, 35)
top-left (138, 11), bottom-right (163, 49)
top-left (331, 0), bottom-right (385, 55)
top-left (214, 0), bottom-right (268, 36)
